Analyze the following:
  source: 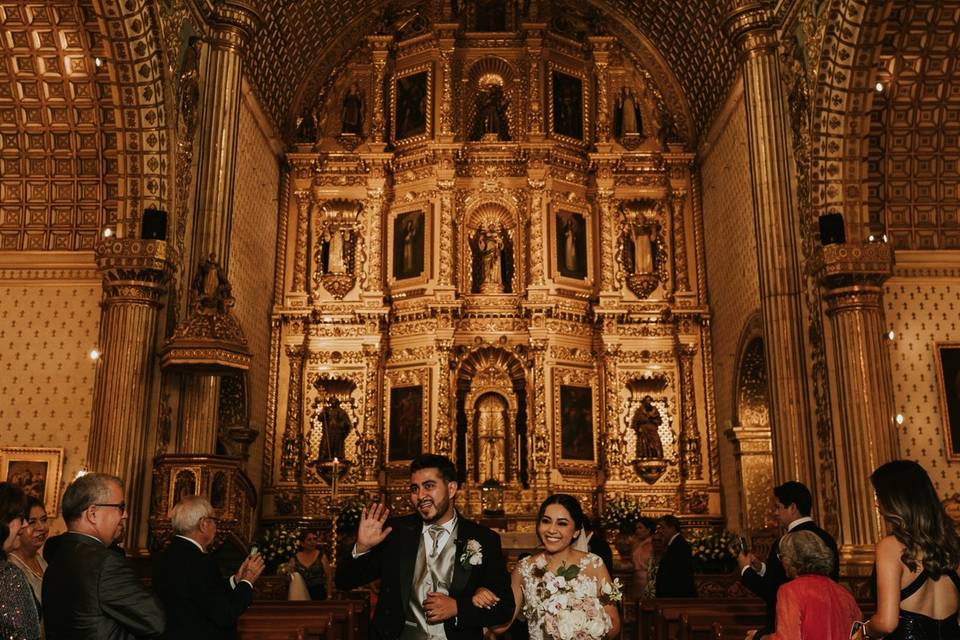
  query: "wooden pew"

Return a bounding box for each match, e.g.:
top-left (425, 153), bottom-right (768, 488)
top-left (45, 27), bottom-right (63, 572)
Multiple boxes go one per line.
top-left (237, 598), bottom-right (369, 640)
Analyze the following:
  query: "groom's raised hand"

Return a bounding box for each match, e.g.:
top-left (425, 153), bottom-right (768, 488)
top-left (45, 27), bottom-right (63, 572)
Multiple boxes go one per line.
top-left (355, 503), bottom-right (393, 554)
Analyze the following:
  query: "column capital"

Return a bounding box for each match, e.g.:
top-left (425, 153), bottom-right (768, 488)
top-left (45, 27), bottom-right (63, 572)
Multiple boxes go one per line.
top-left (95, 239), bottom-right (174, 304)
top-left (814, 242), bottom-right (894, 311)
top-left (725, 1), bottom-right (777, 54)
top-left (204, 0), bottom-right (262, 51)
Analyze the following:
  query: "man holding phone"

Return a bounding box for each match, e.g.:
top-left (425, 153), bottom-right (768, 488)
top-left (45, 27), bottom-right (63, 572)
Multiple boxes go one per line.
top-left (153, 495), bottom-right (265, 640)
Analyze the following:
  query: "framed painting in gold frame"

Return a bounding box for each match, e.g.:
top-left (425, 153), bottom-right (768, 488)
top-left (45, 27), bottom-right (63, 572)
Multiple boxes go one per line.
top-left (0, 447), bottom-right (64, 515)
top-left (934, 342), bottom-right (960, 459)
top-left (392, 64), bottom-right (433, 145)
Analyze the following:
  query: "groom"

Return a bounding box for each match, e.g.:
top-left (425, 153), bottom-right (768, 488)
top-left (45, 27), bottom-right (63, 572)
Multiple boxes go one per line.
top-left (335, 454), bottom-right (514, 640)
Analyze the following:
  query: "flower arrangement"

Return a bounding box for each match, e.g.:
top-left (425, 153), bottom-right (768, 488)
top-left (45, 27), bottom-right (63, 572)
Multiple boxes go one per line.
top-left (690, 530), bottom-right (740, 573)
top-left (600, 495), bottom-right (643, 533)
top-left (336, 497), bottom-right (366, 533)
top-left (256, 523), bottom-right (301, 573)
top-left (460, 539), bottom-right (483, 568)
top-left (525, 557), bottom-right (623, 640)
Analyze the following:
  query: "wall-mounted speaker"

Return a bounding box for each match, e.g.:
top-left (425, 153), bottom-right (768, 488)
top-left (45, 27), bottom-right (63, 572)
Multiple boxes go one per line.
top-left (141, 208), bottom-right (168, 241)
top-left (818, 213), bottom-right (845, 246)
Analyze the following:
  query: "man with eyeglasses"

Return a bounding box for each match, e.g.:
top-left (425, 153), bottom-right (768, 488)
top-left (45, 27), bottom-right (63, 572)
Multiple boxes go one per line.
top-left (42, 472), bottom-right (165, 639)
top-left (152, 495), bottom-right (264, 640)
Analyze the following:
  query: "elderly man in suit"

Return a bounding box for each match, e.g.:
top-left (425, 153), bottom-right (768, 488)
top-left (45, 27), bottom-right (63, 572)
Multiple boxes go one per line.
top-left (42, 473), bottom-right (165, 640)
top-left (737, 481), bottom-right (839, 639)
top-left (654, 514), bottom-right (698, 598)
top-left (336, 454), bottom-right (514, 640)
top-left (152, 495), bottom-right (264, 640)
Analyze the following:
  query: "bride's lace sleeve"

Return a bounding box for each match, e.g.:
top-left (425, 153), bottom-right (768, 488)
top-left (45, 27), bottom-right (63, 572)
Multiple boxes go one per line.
top-left (0, 561), bottom-right (41, 640)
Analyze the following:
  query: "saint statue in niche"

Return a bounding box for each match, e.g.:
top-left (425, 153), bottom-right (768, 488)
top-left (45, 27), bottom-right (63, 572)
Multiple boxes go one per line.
top-left (318, 397), bottom-right (352, 462)
top-left (324, 227), bottom-right (347, 274)
top-left (632, 395), bottom-right (664, 459)
top-left (478, 228), bottom-right (504, 292)
top-left (615, 87), bottom-right (642, 139)
top-left (340, 84), bottom-right (364, 136)
top-left (475, 393), bottom-right (507, 483)
top-left (471, 84), bottom-right (510, 141)
top-left (631, 224), bottom-right (655, 274)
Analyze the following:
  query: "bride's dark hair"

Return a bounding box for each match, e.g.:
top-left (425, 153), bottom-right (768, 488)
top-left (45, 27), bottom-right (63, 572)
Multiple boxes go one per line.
top-left (536, 494), bottom-right (585, 545)
top-left (871, 460), bottom-right (960, 578)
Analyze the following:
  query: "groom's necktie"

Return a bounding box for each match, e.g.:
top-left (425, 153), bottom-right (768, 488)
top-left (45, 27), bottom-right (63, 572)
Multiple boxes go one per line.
top-left (428, 525), bottom-right (445, 557)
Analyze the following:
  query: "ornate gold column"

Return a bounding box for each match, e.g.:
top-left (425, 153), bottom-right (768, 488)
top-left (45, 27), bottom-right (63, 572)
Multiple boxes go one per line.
top-left (180, 1), bottom-right (261, 454)
top-left (367, 36), bottom-right (392, 146)
top-left (291, 191), bottom-right (311, 294)
top-left (726, 2), bottom-right (815, 487)
top-left (523, 23), bottom-right (546, 138)
top-left (279, 346), bottom-right (305, 481)
top-left (527, 176), bottom-right (547, 290)
top-left (89, 239), bottom-right (173, 544)
top-left (670, 191), bottom-right (691, 294)
top-left (814, 243), bottom-right (897, 568)
top-left (588, 36), bottom-right (615, 145)
top-left (725, 425), bottom-right (774, 535)
top-left (593, 160), bottom-right (618, 302)
top-left (360, 344), bottom-right (383, 482)
top-left (434, 340), bottom-right (455, 458)
top-left (677, 343), bottom-right (703, 485)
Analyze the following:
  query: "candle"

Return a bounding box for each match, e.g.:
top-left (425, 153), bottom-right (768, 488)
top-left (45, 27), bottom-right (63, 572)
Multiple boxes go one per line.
top-left (331, 457), bottom-right (339, 502)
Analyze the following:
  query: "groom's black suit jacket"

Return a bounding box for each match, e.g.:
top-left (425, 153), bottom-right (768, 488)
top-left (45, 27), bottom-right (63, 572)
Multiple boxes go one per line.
top-left (335, 512), bottom-right (514, 640)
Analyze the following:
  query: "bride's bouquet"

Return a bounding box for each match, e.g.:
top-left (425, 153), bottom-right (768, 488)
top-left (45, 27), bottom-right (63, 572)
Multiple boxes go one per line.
top-left (525, 557), bottom-right (623, 640)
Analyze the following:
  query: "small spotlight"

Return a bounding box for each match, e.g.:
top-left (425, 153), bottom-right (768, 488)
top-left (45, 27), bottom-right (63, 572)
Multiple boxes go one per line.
top-left (95, 57), bottom-right (103, 68)
top-left (896, 414), bottom-right (905, 425)
top-left (74, 468), bottom-right (88, 480)
top-left (868, 234), bottom-right (876, 242)
top-left (875, 81), bottom-right (884, 92)
top-left (89, 349), bottom-right (101, 360)
top-left (882, 234), bottom-right (889, 243)
top-left (102, 228), bottom-right (113, 238)
top-left (887, 330), bottom-right (896, 340)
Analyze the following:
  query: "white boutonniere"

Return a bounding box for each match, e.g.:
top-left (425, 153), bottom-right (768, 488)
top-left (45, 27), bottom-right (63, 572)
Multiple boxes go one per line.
top-left (460, 539), bottom-right (483, 567)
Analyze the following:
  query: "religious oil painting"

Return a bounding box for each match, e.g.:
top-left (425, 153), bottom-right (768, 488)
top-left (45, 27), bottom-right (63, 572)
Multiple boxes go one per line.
top-left (551, 70), bottom-right (584, 140)
top-left (555, 210), bottom-right (588, 280)
top-left (0, 447), bottom-right (63, 514)
top-left (935, 343), bottom-right (960, 458)
top-left (392, 210), bottom-right (425, 280)
top-left (559, 385), bottom-right (594, 461)
top-left (389, 385), bottom-right (424, 461)
top-left (394, 70), bottom-right (429, 141)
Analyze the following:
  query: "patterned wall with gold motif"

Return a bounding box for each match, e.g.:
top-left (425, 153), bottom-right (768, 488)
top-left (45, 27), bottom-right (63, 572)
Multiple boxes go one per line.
top-left (0, 253), bottom-right (100, 532)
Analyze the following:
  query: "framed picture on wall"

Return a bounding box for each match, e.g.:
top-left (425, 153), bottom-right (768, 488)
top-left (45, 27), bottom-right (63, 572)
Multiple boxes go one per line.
top-left (935, 342), bottom-right (960, 458)
top-left (559, 385), bottom-right (595, 461)
top-left (393, 67), bottom-right (431, 143)
top-left (550, 69), bottom-right (585, 141)
top-left (388, 385), bottom-right (424, 461)
top-left (0, 447), bottom-right (63, 515)
top-left (554, 210), bottom-right (588, 281)
top-left (391, 209), bottom-right (426, 282)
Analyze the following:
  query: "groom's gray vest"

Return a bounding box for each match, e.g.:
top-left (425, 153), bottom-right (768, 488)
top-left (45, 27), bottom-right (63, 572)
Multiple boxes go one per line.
top-left (401, 520), bottom-right (458, 640)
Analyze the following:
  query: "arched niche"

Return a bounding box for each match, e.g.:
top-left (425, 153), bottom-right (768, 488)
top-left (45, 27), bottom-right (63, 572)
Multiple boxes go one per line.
top-left (462, 201), bottom-right (519, 294)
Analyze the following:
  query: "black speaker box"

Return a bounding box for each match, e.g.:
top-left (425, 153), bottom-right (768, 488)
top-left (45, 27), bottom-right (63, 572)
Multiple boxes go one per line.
top-left (141, 208), bottom-right (168, 241)
top-left (818, 213), bottom-right (845, 246)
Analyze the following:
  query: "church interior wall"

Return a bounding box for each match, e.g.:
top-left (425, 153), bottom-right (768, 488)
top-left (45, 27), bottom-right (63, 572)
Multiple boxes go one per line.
top-left (225, 89), bottom-right (282, 492)
top-left (698, 82), bottom-right (761, 530)
top-left (885, 253), bottom-right (960, 498)
top-left (0, 253), bottom-right (100, 534)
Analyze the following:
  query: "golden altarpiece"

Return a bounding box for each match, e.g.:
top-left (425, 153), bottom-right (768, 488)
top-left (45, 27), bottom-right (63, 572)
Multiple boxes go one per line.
top-left (263, 1), bottom-right (721, 531)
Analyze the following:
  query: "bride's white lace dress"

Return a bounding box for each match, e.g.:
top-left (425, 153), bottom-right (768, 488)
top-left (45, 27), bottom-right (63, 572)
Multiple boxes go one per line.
top-left (518, 552), bottom-right (617, 640)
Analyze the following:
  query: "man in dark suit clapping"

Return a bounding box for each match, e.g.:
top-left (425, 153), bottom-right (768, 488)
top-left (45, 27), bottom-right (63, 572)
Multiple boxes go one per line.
top-left (654, 514), bottom-right (698, 598)
top-left (336, 454), bottom-right (514, 640)
top-left (737, 481), bottom-right (839, 639)
top-left (152, 495), bottom-right (265, 640)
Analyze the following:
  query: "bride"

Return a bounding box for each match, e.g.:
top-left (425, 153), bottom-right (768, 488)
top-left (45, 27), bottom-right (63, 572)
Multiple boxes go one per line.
top-left (473, 494), bottom-right (622, 639)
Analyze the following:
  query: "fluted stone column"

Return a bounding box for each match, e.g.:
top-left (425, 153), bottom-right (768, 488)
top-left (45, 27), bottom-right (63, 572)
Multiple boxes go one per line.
top-left (89, 239), bottom-right (173, 544)
top-left (815, 243), bottom-right (897, 568)
top-left (180, 1), bottom-right (260, 453)
top-left (726, 2), bottom-right (815, 488)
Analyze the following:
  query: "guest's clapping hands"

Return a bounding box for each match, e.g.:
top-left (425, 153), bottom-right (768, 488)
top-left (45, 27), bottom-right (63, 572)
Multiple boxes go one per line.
top-left (356, 503), bottom-right (393, 554)
top-left (471, 586), bottom-right (500, 609)
top-left (236, 553), bottom-right (265, 584)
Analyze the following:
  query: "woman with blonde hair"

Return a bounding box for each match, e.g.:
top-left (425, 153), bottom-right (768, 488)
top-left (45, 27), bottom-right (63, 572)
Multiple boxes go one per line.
top-left (746, 530), bottom-right (861, 639)
top-left (858, 460), bottom-right (960, 639)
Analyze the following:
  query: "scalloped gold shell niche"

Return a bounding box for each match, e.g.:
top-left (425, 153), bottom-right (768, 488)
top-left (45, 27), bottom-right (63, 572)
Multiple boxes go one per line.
top-left (626, 272), bottom-right (660, 299)
top-left (634, 458), bottom-right (668, 484)
top-left (319, 273), bottom-right (355, 299)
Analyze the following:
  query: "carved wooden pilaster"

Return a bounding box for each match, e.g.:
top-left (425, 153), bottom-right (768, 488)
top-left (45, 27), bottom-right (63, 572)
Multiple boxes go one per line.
top-left (588, 37), bottom-right (615, 144)
top-left (292, 190), bottom-right (311, 293)
top-left (671, 191), bottom-right (691, 293)
top-left (437, 178), bottom-right (455, 289)
top-left (436, 24), bottom-right (457, 139)
top-left (602, 345), bottom-right (624, 481)
top-left (367, 35), bottom-right (392, 145)
top-left (361, 344), bottom-right (382, 481)
top-left (595, 175), bottom-right (616, 296)
top-left (727, 2), bottom-right (815, 488)
top-left (280, 346), bottom-right (304, 481)
top-left (530, 339), bottom-right (549, 484)
top-left (677, 343), bottom-right (702, 480)
top-left (523, 24), bottom-right (546, 136)
top-left (363, 186), bottom-right (386, 296)
top-left (527, 178), bottom-right (547, 287)
top-left (90, 239), bottom-right (173, 547)
top-left (814, 242), bottom-right (897, 564)
top-left (434, 340), bottom-right (455, 457)
top-left (725, 425), bottom-right (774, 535)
